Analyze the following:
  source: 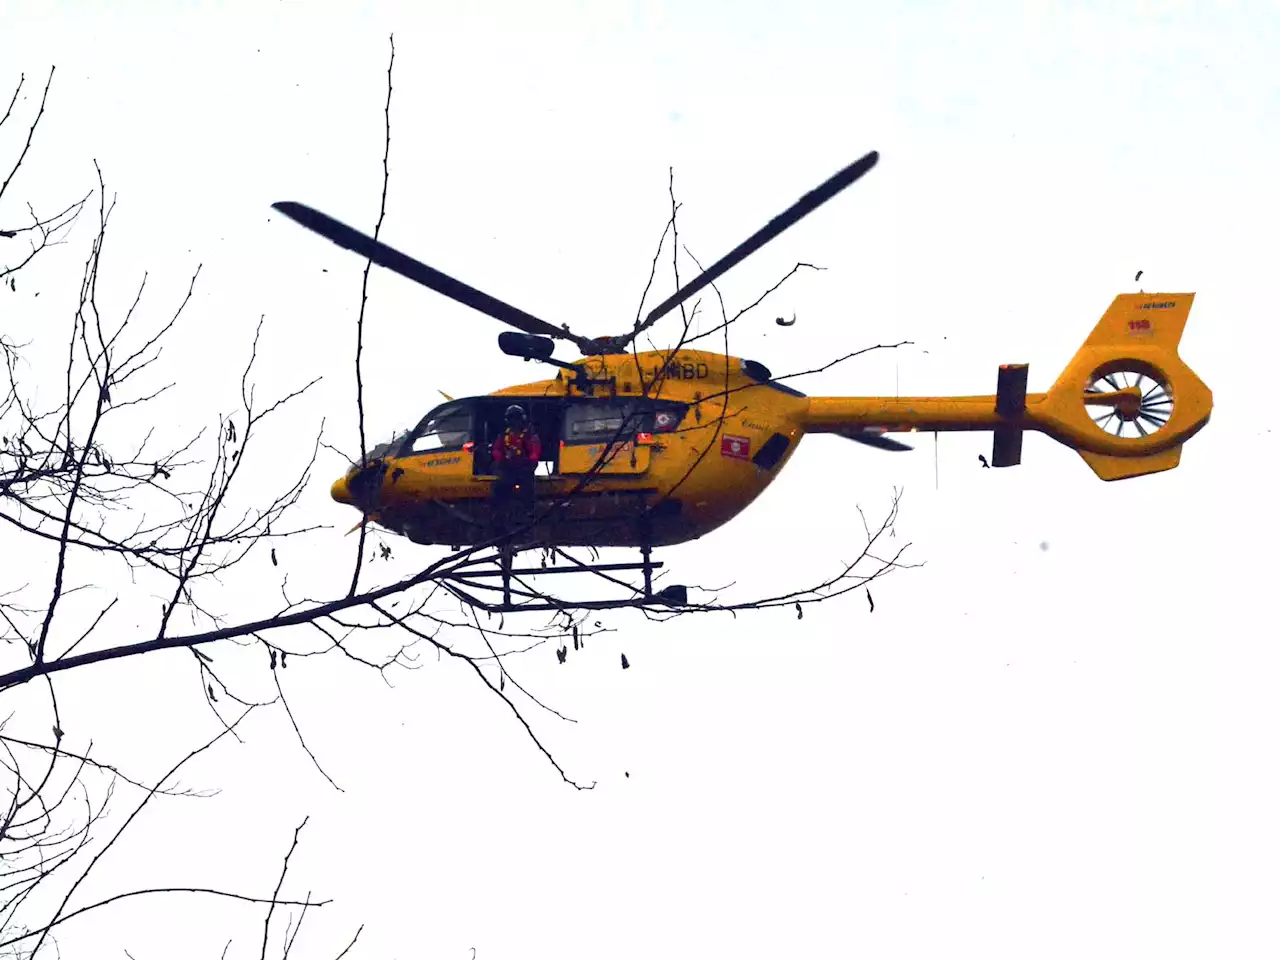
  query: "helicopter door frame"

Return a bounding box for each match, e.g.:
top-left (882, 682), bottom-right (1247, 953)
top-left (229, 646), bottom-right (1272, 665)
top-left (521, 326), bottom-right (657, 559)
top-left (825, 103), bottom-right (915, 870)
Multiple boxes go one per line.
top-left (471, 397), bottom-right (563, 478)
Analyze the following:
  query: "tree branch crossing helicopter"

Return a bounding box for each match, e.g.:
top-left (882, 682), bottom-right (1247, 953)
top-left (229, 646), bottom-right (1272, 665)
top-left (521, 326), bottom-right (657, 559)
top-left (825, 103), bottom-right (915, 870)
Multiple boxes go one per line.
top-left (272, 151), bottom-right (1213, 611)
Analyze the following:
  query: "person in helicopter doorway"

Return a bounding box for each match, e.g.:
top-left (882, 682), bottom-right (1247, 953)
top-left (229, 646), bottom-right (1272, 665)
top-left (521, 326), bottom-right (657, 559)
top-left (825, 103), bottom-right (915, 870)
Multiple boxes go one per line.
top-left (490, 404), bottom-right (542, 523)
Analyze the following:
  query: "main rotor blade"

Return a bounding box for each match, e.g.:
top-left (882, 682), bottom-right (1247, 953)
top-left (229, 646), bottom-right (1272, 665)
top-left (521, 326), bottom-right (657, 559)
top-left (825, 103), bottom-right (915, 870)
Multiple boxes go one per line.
top-left (624, 150), bottom-right (880, 346)
top-left (271, 201), bottom-right (596, 352)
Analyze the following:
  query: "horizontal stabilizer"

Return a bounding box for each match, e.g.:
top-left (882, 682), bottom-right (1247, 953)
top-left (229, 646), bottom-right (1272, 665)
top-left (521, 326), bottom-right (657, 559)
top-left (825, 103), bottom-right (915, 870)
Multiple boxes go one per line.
top-left (837, 427), bottom-right (914, 452)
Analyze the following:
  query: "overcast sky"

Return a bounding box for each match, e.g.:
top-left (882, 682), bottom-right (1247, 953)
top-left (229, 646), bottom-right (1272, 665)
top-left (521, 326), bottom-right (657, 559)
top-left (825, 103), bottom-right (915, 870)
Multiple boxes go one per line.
top-left (2, 1), bottom-right (1278, 958)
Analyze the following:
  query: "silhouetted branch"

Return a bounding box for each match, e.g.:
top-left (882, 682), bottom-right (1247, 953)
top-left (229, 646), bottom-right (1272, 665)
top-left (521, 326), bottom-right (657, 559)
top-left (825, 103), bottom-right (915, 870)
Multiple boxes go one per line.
top-left (348, 34), bottom-right (396, 599)
top-left (0, 68), bottom-right (54, 206)
top-left (261, 817), bottom-right (309, 960)
top-left (2, 42), bottom-right (918, 960)
top-left (16, 710), bottom-right (253, 956)
top-left (1, 61), bottom-right (365, 959)
top-left (1, 69), bottom-right (86, 284)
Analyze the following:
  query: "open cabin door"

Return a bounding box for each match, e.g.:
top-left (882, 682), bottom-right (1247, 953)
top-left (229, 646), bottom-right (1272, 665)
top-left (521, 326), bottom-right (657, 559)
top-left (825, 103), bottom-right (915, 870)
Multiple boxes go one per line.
top-left (471, 398), bottom-right (563, 478)
top-left (558, 399), bottom-right (653, 476)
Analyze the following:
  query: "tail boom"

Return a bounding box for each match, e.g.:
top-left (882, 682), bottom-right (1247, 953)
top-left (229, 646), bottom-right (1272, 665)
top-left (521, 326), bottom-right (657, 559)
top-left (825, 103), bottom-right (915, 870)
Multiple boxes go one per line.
top-left (799, 292), bottom-right (1212, 480)
top-left (803, 394), bottom-right (1047, 434)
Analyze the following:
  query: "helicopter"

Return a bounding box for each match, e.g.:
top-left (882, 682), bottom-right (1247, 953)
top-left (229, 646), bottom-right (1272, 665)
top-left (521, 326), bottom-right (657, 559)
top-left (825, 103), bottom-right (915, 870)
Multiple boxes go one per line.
top-left (272, 150), bottom-right (1213, 611)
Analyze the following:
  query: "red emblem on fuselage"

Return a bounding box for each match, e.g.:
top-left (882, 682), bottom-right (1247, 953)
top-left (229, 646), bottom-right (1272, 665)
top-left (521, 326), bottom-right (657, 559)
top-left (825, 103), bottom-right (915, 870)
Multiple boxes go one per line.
top-left (721, 434), bottom-right (750, 461)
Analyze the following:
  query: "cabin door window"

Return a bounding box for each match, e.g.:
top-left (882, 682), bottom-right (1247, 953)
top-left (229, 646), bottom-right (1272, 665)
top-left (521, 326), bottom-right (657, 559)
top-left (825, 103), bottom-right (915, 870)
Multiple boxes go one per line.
top-left (559, 400), bottom-right (652, 476)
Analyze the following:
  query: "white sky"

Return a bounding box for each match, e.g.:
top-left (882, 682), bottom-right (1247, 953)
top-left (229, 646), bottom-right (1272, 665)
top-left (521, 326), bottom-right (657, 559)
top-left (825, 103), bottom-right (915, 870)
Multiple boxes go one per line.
top-left (2, 1), bottom-right (1278, 957)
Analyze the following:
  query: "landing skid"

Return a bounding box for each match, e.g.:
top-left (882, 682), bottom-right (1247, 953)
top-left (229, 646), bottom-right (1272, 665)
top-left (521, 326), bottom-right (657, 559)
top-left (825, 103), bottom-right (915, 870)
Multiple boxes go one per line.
top-left (434, 541), bottom-right (688, 614)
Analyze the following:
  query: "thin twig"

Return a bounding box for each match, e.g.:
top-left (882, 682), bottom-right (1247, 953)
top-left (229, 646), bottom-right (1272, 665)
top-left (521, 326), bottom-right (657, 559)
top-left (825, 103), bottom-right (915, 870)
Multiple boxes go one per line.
top-left (261, 817), bottom-right (309, 960)
top-left (348, 33), bottom-right (395, 599)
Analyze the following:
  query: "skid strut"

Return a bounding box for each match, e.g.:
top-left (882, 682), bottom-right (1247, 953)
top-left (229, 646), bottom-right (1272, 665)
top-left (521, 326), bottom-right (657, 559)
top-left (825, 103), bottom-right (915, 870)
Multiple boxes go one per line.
top-left (437, 528), bottom-right (674, 612)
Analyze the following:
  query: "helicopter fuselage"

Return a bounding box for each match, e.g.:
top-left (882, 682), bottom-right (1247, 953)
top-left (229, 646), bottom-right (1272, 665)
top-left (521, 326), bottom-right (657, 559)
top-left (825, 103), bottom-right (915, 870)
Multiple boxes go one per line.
top-left (331, 349), bottom-right (811, 549)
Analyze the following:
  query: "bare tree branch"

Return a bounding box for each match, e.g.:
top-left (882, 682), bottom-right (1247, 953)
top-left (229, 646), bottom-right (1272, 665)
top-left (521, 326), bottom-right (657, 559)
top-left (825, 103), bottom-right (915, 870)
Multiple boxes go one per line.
top-left (261, 817), bottom-right (308, 960)
top-left (348, 34), bottom-right (396, 600)
top-left (0, 67), bottom-right (54, 206)
top-left (0, 42), bottom-right (918, 959)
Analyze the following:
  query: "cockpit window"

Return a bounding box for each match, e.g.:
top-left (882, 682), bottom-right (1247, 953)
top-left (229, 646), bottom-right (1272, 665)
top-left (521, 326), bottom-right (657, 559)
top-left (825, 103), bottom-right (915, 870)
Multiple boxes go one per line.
top-left (405, 402), bottom-right (472, 454)
top-left (365, 433), bottom-right (408, 463)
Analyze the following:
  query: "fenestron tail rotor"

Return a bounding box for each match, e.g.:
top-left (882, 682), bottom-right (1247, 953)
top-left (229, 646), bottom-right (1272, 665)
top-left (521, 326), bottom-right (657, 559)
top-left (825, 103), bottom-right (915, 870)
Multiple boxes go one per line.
top-left (270, 201), bottom-right (601, 354)
top-left (1085, 368), bottom-right (1173, 439)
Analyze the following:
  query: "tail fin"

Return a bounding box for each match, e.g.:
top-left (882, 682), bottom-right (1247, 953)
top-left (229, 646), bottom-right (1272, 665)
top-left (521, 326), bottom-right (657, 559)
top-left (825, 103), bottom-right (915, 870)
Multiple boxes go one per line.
top-left (1040, 293), bottom-right (1212, 480)
top-left (1078, 293), bottom-right (1194, 350)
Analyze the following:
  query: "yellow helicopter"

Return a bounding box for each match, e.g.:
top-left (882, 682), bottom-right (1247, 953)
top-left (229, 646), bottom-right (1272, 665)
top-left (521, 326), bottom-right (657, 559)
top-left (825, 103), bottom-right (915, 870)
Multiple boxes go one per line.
top-left (273, 151), bottom-right (1212, 610)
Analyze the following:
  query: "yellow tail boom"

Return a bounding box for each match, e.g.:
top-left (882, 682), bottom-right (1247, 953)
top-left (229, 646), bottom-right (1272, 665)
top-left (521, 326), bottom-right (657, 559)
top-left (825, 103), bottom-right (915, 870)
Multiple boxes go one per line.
top-left (801, 293), bottom-right (1212, 480)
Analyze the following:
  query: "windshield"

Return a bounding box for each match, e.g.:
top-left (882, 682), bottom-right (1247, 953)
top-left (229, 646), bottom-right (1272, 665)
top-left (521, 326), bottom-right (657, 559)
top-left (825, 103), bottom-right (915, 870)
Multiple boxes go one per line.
top-left (405, 401), bottom-right (472, 454)
top-left (351, 430), bottom-right (410, 467)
